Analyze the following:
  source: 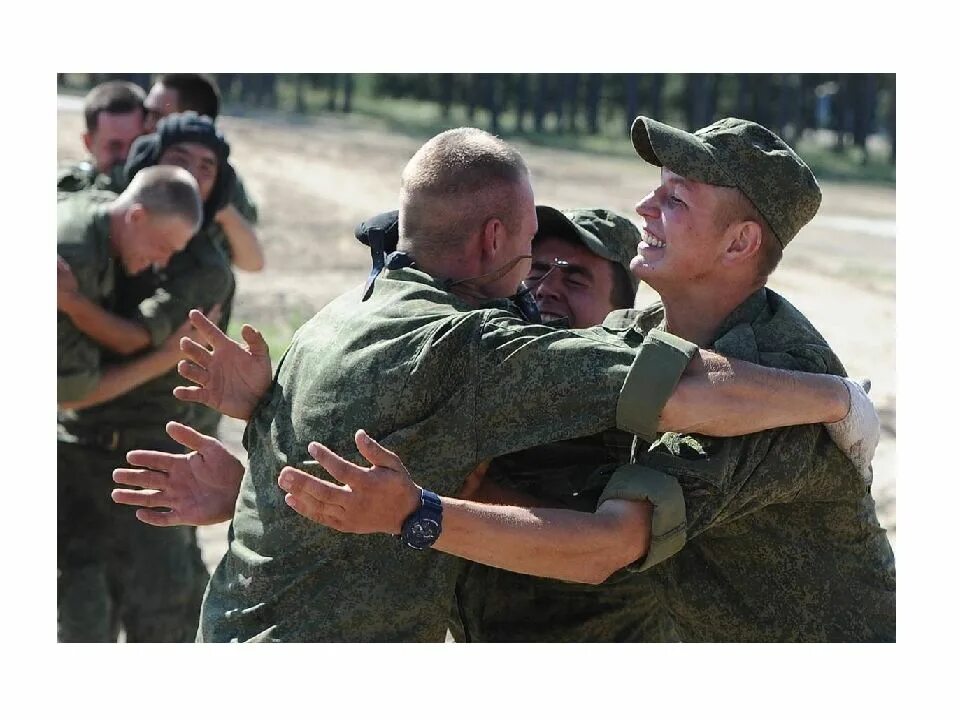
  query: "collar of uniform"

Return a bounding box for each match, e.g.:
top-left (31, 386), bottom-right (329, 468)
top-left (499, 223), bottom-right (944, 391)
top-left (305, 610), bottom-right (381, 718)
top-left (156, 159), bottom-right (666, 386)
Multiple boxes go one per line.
top-left (707, 287), bottom-right (770, 346)
top-left (93, 201), bottom-right (113, 254)
top-left (381, 264), bottom-right (522, 315)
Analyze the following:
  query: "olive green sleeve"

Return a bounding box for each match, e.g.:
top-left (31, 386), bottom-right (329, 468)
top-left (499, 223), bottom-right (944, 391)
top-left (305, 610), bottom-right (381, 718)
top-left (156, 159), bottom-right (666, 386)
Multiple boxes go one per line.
top-left (616, 328), bottom-right (698, 442)
top-left (231, 174), bottom-right (258, 224)
top-left (133, 237), bottom-right (234, 347)
top-left (597, 463), bottom-right (687, 572)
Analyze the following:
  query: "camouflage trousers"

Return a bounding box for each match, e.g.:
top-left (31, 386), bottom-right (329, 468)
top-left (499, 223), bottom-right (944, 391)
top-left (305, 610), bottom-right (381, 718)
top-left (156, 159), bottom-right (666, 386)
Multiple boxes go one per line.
top-left (58, 438), bottom-right (209, 642)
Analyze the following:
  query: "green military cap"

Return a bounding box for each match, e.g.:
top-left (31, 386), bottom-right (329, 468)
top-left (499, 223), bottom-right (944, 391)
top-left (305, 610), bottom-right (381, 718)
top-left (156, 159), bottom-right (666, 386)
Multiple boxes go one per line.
top-left (630, 116), bottom-right (821, 248)
top-left (535, 205), bottom-right (640, 292)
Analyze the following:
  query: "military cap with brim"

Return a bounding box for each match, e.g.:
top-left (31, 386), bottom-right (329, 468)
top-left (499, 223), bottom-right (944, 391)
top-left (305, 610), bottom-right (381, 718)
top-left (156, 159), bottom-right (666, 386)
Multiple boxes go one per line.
top-left (536, 205), bottom-right (640, 292)
top-left (630, 116), bottom-right (821, 248)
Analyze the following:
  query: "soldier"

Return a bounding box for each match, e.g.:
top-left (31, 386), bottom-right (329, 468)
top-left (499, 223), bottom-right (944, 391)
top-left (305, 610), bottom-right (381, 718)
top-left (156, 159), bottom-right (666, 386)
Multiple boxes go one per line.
top-left (114, 127), bottom-right (863, 642)
top-left (143, 73), bottom-right (263, 273)
top-left (452, 206), bottom-right (680, 642)
top-left (283, 118), bottom-right (896, 642)
top-left (58, 166), bottom-right (209, 642)
top-left (57, 80), bottom-right (145, 194)
top-left (59, 113), bottom-right (239, 441)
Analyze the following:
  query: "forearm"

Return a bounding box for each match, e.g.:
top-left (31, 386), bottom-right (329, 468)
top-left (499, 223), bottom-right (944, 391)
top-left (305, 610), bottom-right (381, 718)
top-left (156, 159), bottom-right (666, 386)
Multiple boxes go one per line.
top-left (58, 349), bottom-right (175, 411)
top-left (217, 205), bottom-right (264, 272)
top-left (658, 351), bottom-right (848, 436)
top-left (432, 497), bottom-right (651, 584)
top-left (465, 478), bottom-right (556, 509)
top-left (59, 293), bottom-right (151, 355)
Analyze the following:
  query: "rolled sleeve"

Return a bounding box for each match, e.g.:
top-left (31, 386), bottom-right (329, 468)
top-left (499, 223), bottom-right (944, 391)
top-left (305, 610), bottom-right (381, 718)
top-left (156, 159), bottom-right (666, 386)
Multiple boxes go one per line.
top-left (617, 328), bottom-right (698, 442)
top-left (57, 369), bottom-right (99, 403)
top-left (598, 463), bottom-right (687, 572)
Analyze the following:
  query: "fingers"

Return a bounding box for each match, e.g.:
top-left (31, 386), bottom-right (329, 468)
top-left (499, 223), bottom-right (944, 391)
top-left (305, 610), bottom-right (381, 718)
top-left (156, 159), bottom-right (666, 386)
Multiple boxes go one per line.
top-left (165, 421), bottom-right (209, 452)
top-left (278, 466), bottom-right (351, 506)
top-left (177, 359), bottom-right (210, 387)
top-left (180, 337), bottom-right (213, 366)
top-left (111, 487), bottom-right (167, 508)
top-left (122, 450), bottom-right (175, 473)
top-left (173, 385), bottom-right (209, 405)
top-left (135, 508), bottom-right (184, 528)
top-left (283, 491), bottom-right (347, 530)
top-left (241, 324), bottom-right (270, 356)
top-left (188, 308), bottom-right (229, 347)
top-left (352, 430), bottom-right (404, 471)
top-left (305, 442), bottom-right (365, 485)
top-left (113, 467), bottom-right (171, 490)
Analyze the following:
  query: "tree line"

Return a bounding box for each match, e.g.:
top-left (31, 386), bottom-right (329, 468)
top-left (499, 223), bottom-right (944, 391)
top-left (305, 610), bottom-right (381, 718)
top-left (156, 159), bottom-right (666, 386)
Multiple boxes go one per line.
top-left (59, 74), bottom-right (895, 164)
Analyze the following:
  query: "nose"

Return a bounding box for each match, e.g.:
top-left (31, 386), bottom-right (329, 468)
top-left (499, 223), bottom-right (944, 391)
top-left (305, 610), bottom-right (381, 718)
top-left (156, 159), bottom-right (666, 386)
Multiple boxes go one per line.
top-left (533, 268), bottom-right (562, 301)
top-left (635, 190), bottom-right (660, 220)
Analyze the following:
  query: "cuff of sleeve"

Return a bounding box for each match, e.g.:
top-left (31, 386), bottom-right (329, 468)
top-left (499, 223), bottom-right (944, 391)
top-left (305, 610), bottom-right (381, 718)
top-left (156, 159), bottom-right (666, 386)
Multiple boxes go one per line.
top-left (136, 290), bottom-right (176, 348)
top-left (58, 371), bottom-right (99, 403)
top-left (598, 463), bottom-right (687, 572)
top-left (616, 328), bottom-right (698, 442)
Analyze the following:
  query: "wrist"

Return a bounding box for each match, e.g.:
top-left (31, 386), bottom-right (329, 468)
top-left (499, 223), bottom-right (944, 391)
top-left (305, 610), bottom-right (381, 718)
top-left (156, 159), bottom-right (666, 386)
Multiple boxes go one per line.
top-left (58, 290), bottom-right (82, 315)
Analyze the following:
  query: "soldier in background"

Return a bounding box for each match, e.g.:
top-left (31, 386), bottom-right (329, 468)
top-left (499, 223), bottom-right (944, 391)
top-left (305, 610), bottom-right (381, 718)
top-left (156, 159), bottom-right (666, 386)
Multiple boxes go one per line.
top-left (57, 167), bottom-right (209, 642)
top-left (57, 81), bottom-right (145, 194)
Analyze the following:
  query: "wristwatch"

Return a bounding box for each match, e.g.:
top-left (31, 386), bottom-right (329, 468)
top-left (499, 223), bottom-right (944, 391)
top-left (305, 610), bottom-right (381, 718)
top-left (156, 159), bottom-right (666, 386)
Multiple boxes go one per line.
top-left (400, 488), bottom-right (443, 550)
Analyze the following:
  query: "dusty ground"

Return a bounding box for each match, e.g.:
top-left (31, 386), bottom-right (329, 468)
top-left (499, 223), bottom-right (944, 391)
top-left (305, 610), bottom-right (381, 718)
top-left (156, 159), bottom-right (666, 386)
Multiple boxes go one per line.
top-left (57, 99), bottom-right (897, 570)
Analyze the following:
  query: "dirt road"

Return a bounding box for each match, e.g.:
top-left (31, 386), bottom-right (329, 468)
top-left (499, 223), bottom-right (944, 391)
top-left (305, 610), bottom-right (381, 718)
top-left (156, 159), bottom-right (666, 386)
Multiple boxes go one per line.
top-left (57, 99), bottom-right (897, 568)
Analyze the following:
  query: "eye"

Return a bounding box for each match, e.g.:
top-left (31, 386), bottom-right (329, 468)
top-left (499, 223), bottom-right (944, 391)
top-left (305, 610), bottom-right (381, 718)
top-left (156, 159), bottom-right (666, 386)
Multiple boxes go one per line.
top-left (668, 194), bottom-right (686, 207)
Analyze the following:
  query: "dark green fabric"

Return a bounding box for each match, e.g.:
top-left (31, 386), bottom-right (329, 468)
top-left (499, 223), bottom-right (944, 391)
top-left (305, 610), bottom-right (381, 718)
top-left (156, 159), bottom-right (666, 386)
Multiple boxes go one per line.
top-left (631, 289), bottom-right (896, 641)
top-left (57, 160), bottom-right (126, 196)
top-left (199, 266), bottom-right (694, 642)
top-left (58, 440), bottom-right (208, 642)
top-left (56, 192), bottom-right (116, 403)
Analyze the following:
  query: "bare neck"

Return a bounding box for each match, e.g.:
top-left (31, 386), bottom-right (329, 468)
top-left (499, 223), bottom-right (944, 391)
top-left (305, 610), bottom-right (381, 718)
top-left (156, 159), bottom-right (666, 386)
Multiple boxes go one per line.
top-left (658, 278), bottom-right (761, 347)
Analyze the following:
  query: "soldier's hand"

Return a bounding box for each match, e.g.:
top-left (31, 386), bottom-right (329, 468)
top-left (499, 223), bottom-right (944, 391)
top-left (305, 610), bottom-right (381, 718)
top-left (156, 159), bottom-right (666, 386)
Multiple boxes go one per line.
top-left (173, 308), bottom-right (272, 421)
top-left (111, 421), bottom-right (244, 526)
top-left (278, 429), bottom-right (420, 536)
top-left (457, 459), bottom-right (491, 500)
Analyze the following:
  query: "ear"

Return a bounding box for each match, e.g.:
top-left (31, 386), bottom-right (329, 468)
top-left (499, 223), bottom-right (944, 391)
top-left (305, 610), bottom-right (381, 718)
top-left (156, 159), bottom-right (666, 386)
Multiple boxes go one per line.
top-left (82, 132), bottom-right (93, 153)
top-left (723, 220), bottom-right (763, 265)
top-left (125, 203), bottom-right (147, 227)
top-left (479, 216), bottom-right (505, 262)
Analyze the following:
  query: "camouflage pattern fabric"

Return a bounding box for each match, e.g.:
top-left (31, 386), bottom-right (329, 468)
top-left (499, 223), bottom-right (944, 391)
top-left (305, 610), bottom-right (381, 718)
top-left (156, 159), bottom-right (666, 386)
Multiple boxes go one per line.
top-left (453, 429), bottom-right (679, 642)
top-left (57, 160), bottom-right (126, 196)
top-left (608, 289), bottom-right (896, 641)
top-left (57, 191), bottom-right (117, 403)
top-left (57, 195), bottom-right (232, 643)
top-left (631, 116), bottom-right (821, 247)
top-left (58, 440), bottom-right (208, 642)
top-left (199, 265), bottom-right (695, 642)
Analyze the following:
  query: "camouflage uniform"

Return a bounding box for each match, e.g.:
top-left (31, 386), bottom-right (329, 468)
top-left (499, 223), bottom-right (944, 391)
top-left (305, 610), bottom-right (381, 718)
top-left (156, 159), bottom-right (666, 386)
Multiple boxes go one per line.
top-left (189, 172), bottom-right (259, 438)
top-left (453, 207), bottom-right (678, 642)
top-left (57, 159), bottom-right (126, 195)
top-left (601, 293), bottom-right (896, 641)
top-left (57, 192), bottom-right (233, 642)
top-left (199, 263), bottom-right (695, 642)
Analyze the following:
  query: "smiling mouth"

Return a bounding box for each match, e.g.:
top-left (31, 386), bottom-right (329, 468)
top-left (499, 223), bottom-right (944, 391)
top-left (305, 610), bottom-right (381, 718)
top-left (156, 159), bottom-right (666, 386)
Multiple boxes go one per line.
top-left (639, 228), bottom-right (665, 249)
top-left (539, 310), bottom-right (568, 323)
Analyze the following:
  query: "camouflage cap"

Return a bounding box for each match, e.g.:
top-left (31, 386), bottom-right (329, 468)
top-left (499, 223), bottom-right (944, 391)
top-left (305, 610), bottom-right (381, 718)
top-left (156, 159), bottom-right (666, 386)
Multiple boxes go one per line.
top-left (535, 206), bottom-right (640, 292)
top-left (630, 116), bottom-right (821, 248)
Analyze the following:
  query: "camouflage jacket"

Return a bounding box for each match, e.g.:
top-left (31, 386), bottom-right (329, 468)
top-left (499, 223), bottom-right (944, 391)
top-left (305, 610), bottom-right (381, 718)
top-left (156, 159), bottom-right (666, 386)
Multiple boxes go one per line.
top-left (603, 289), bottom-right (896, 642)
top-left (56, 192), bottom-right (117, 403)
top-left (57, 159), bottom-right (126, 196)
top-left (452, 427), bottom-right (680, 642)
top-left (198, 264), bottom-right (695, 642)
top-left (205, 172), bottom-right (259, 262)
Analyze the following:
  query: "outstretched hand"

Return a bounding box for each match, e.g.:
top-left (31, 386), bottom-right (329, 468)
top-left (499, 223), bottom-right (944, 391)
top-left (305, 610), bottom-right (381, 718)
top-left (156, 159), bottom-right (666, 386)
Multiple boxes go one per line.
top-left (111, 421), bottom-right (245, 526)
top-left (278, 430), bottom-right (420, 535)
top-left (174, 308), bottom-right (272, 421)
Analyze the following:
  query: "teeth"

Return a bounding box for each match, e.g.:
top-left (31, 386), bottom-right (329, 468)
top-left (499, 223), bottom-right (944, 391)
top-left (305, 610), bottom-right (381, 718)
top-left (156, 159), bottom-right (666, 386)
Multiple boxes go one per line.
top-left (640, 230), bottom-right (665, 249)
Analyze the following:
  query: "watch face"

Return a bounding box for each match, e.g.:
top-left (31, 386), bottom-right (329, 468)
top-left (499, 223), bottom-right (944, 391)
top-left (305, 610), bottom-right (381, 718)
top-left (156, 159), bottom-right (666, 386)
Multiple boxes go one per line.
top-left (403, 517), bottom-right (441, 550)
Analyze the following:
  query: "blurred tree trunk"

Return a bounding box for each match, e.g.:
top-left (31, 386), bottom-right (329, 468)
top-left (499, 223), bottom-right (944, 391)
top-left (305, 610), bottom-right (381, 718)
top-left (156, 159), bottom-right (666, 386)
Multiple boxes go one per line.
top-left (649, 73), bottom-right (664, 120)
top-left (514, 74), bottom-right (529, 133)
top-left (833, 74), bottom-right (848, 152)
top-left (625, 74), bottom-right (640, 131)
top-left (887, 78), bottom-right (896, 164)
top-left (533, 74), bottom-right (548, 133)
top-left (561, 74), bottom-right (580, 133)
top-left (583, 74), bottom-right (601, 135)
top-left (485, 74), bottom-right (500, 135)
top-left (342, 74), bottom-right (354, 113)
top-left (466, 74), bottom-right (478, 123)
top-left (295, 74), bottom-right (308, 113)
top-left (439, 74), bottom-right (453, 120)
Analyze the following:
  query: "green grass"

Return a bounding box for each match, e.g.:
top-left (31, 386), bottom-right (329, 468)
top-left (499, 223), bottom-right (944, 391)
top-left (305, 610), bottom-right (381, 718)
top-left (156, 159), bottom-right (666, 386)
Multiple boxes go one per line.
top-left (226, 307), bottom-right (314, 365)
